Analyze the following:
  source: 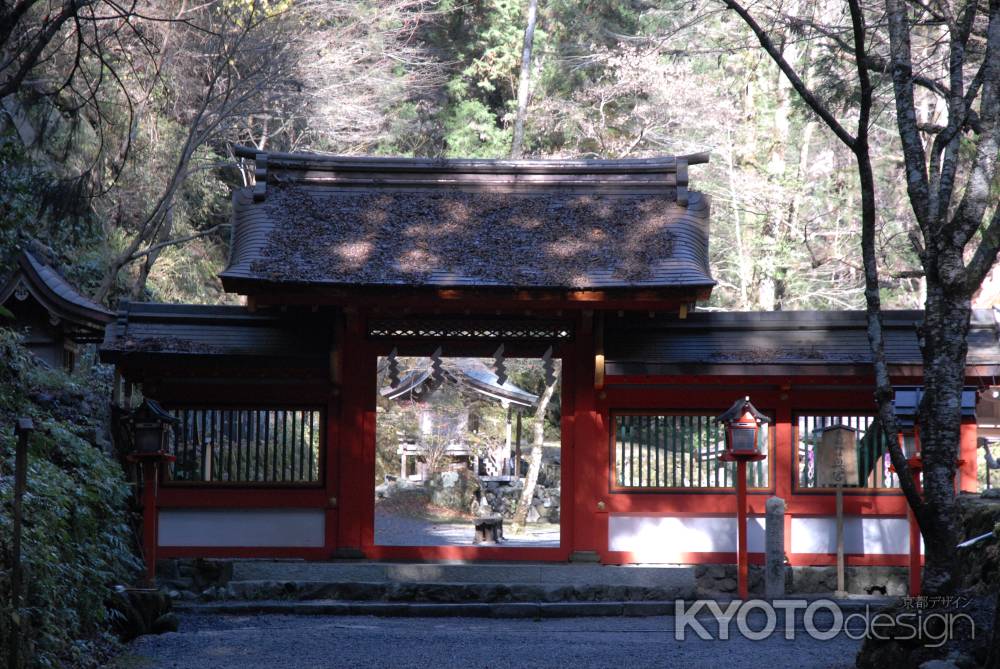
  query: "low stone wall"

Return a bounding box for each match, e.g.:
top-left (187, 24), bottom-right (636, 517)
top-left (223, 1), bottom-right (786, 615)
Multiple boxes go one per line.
top-left (956, 492), bottom-right (1000, 595)
top-left (694, 564), bottom-right (909, 596)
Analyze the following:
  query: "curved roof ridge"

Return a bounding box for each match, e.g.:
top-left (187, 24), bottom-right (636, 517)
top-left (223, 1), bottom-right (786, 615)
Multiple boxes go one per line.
top-left (0, 250), bottom-right (113, 341)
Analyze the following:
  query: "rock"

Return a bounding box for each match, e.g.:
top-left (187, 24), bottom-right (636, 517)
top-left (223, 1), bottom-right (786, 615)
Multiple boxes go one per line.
top-left (192, 558), bottom-right (232, 589)
top-left (156, 559), bottom-right (180, 579)
top-left (151, 612), bottom-right (180, 634)
top-left (918, 661), bottom-right (958, 669)
top-left (707, 565), bottom-right (727, 579)
top-left (951, 653), bottom-right (977, 669)
top-left (526, 506), bottom-right (540, 523)
top-left (718, 578), bottom-right (737, 592)
top-left (106, 586), bottom-right (173, 642)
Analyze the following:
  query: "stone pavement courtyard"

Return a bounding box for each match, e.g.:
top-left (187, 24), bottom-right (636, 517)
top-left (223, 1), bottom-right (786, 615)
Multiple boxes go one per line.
top-left (114, 612), bottom-right (862, 669)
top-left (374, 507), bottom-right (560, 547)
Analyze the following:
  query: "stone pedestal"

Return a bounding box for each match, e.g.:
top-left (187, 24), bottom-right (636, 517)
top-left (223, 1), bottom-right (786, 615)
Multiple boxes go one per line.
top-left (765, 496), bottom-right (786, 598)
top-left (473, 516), bottom-right (504, 544)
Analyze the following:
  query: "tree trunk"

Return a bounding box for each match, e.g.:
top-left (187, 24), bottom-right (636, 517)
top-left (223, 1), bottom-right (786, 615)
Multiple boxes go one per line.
top-left (131, 204), bottom-right (174, 300)
top-left (510, 0), bottom-right (539, 159)
top-left (510, 372), bottom-right (558, 533)
top-left (912, 283), bottom-right (971, 594)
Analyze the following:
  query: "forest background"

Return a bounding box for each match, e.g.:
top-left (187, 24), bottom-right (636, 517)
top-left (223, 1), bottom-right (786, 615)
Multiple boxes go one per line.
top-left (0, 0), bottom-right (963, 311)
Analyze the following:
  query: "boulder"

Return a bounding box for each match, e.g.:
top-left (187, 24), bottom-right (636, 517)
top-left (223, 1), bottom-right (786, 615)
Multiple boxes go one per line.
top-left (429, 469), bottom-right (478, 512)
top-left (191, 558), bottom-right (232, 590)
top-left (106, 586), bottom-right (173, 642)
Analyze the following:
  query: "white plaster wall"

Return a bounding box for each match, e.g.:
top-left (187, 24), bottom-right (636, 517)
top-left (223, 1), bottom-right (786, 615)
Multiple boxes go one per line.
top-left (790, 516), bottom-right (919, 555)
top-left (608, 515), bottom-right (765, 560)
top-left (158, 509), bottom-right (325, 548)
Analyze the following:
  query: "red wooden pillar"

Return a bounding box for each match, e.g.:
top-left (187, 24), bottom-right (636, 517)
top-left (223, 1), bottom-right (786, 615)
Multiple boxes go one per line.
top-left (571, 311), bottom-right (602, 559)
top-left (141, 460), bottom-right (159, 584)
top-left (906, 456), bottom-right (923, 596)
top-left (958, 419), bottom-right (979, 493)
top-left (336, 309), bottom-right (371, 556)
top-left (736, 459), bottom-right (749, 599)
top-left (775, 400), bottom-right (794, 565)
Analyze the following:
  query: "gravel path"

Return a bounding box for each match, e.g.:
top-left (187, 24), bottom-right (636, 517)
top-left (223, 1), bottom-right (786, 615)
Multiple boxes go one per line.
top-left (374, 508), bottom-right (560, 547)
top-left (113, 612), bottom-right (862, 669)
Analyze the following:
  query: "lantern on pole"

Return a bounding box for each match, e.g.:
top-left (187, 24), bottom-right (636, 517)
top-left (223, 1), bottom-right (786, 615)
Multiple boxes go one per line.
top-left (892, 386), bottom-right (922, 459)
top-left (716, 396), bottom-right (770, 600)
top-left (123, 399), bottom-right (177, 584)
top-left (126, 399), bottom-right (177, 455)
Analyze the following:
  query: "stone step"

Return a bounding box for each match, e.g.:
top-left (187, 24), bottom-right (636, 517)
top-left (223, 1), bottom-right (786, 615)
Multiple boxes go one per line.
top-left (221, 579), bottom-right (693, 603)
top-left (228, 561), bottom-right (696, 589)
top-left (174, 596), bottom-right (895, 619)
top-left (175, 599), bottom-right (676, 618)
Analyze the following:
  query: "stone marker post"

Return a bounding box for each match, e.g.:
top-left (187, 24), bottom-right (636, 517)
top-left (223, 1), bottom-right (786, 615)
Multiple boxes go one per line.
top-left (765, 496), bottom-right (785, 598)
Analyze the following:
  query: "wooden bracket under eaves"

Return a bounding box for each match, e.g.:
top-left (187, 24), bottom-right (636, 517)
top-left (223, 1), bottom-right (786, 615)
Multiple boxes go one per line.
top-left (676, 158), bottom-right (689, 207)
top-left (252, 153), bottom-right (269, 202)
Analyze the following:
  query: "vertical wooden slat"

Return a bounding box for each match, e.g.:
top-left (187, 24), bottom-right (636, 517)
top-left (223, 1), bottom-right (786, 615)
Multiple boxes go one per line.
top-left (688, 415), bottom-right (694, 489)
top-left (237, 410), bottom-right (244, 482)
top-left (297, 411), bottom-right (305, 481)
top-left (711, 420), bottom-right (718, 488)
top-left (289, 410), bottom-right (297, 481)
top-left (628, 416), bottom-right (634, 486)
top-left (253, 410), bottom-right (260, 482)
top-left (670, 415), bottom-right (677, 487)
top-left (266, 410), bottom-right (274, 482)
top-left (654, 415), bottom-right (661, 487)
top-left (199, 410), bottom-right (207, 482)
top-left (308, 411), bottom-right (315, 482)
top-left (647, 415), bottom-right (653, 487)
top-left (698, 415), bottom-right (705, 488)
top-left (639, 416), bottom-right (646, 487)
top-left (614, 418), bottom-right (621, 486)
top-left (281, 410), bottom-right (288, 482)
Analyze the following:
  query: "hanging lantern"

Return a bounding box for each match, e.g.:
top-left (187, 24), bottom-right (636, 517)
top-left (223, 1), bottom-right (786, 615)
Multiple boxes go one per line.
top-left (541, 346), bottom-right (556, 386)
top-left (126, 399), bottom-right (178, 455)
top-left (892, 387), bottom-right (921, 458)
top-left (716, 396), bottom-right (770, 459)
top-left (430, 347), bottom-right (444, 386)
top-left (387, 347), bottom-right (400, 388)
top-left (493, 344), bottom-right (507, 385)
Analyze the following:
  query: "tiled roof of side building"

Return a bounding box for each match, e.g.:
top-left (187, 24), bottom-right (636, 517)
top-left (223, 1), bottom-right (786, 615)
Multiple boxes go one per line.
top-left (0, 251), bottom-right (113, 341)
top-left (221, 147), bottom-right (715, 292)
top-left (99, 302), bottom-right (332, 366)
top-left (604, 309), bottom-right (1000, 374)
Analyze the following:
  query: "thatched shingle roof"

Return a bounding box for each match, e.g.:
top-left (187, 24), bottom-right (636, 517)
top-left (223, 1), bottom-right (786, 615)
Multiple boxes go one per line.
top-left (221, 148), bottom-right (714, 293)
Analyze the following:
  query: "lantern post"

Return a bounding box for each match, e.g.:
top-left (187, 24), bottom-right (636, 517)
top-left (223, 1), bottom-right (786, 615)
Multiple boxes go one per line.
top-left (815, 424), bottom-right (859, 598)
top-left (716, 397), bottom-right (770, 600)
top-left (123, 399), bottom-right (177, 584)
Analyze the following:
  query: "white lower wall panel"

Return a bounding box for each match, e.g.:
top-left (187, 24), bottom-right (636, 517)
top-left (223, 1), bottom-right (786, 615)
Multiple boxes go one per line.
top-left (790, 516), bottom-right (918, 555)
top-left (158, 509), bottom-right (325, 548)
top-left (609, 515), bottom-right (765, 559)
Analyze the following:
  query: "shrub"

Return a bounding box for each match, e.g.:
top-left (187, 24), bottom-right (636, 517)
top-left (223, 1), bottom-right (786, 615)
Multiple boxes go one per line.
top-left (0, 328), bottom-right (140, 668)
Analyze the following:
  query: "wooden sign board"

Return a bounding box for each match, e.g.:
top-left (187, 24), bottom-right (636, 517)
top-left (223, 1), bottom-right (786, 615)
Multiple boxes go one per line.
top-left (815, 425), bottom-right (859, 487)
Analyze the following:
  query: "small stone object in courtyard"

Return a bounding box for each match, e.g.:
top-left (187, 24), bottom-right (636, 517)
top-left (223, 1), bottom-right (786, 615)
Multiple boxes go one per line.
top-left (474, 516), bottom-right (504, 544)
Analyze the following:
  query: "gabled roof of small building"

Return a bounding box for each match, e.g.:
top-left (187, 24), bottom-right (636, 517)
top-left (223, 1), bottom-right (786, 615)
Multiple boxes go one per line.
top-left (221, 146), bottom-right (714, 295)
top-left (0, 251), bottom-right (113, 342)
top-left (99, 302), bottom-right (332, 368)
top-left (605, 309), bottom-right (1000, 376)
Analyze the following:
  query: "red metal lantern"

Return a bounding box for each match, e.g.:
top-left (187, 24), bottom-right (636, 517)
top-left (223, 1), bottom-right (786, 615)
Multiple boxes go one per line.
top-left (715, 396), bottom-right (771, 600)
top-left (717, 396), bottom-right (769, 460)
top-left (125, 399), bottom-right (177, 455)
